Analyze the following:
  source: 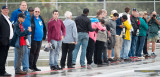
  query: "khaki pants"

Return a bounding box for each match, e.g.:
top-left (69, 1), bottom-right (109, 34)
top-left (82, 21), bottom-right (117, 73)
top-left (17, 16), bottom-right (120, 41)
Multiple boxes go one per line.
top-left (114, 35), bottom-right (123, 59)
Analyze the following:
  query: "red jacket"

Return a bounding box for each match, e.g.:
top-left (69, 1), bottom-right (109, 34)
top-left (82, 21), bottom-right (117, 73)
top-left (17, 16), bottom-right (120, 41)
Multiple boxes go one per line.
top-left (47, 18), bottom-right (66, 42)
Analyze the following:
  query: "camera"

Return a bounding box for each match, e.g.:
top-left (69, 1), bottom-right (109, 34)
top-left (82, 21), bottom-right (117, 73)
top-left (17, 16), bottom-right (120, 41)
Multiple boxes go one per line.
top-left (153, 14), bottom-right (156, 17)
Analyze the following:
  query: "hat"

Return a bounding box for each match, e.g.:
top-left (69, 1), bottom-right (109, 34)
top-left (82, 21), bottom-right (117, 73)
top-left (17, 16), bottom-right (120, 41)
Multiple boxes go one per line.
top-left (90, 18), bottom-right (99, 23)
top-left (1, 6), bottom-right (8, 9)
top-left (132, 8), bottom-right (137, 11)
top-left (28, 7), bottom-right (34, 12)
top-left (18, 13), bottom-right (25, 18)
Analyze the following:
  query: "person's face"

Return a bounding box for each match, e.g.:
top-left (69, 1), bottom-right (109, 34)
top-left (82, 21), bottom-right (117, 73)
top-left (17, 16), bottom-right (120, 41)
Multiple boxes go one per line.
top-left (20, 2), bottom-right (27, 11)
top-left (1, 8), bottom-right (9, 16)
top-left (102, 12), bottom-right (107, 17)
top-left (52, 12), bottom-right (59, 19)
top-left (19, 17), bottom-right (25, 22)
top-left (121, 18), bottom-right (125, 22)
top-left (34, 8), bottom-right (40, 17)
top-left (112, 16), bottom-right (118, 21)
top-left (29, 11), bottom-right (34, 16)
top-left (144, 15), bottom-right (148, 19)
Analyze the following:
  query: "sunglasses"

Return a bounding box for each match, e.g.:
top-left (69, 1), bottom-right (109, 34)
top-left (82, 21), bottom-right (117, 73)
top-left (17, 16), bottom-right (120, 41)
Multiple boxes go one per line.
top-left (35, 11), bottom-right (40, 13)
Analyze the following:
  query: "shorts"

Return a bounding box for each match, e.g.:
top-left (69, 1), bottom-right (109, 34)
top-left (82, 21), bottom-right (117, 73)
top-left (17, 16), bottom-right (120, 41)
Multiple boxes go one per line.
top-left (107, 35), bottom-right (116, 50)
top-left (147, 36), bottom-right (158, 42)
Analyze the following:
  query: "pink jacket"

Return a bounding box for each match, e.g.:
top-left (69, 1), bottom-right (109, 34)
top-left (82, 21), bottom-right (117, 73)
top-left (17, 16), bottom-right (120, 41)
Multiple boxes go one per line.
top-left (89, 22), bottom-right (106, 42)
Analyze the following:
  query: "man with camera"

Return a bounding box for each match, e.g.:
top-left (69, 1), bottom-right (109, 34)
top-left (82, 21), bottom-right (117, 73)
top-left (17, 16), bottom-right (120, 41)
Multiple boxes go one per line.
top-left (147, 11), bottom-right (160, 56)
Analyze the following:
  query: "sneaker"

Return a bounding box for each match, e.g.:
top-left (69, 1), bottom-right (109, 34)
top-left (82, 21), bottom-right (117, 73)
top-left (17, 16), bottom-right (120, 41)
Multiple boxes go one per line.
top-left (108, 58), bottom-right (116, 62)
top-left (15, 71), bottom-right (27, 75)
top-left (138, 56), bottom-right (145, 59)
top-left (130, 56), bottom-right (134, 59)
top-left (50, 66), bottom-right (57, 70)
top-left (81, 65), bottom-right (86, 68)
top-left (151, 53), bottom-right (157, 57)
top-left (24, 69), bottom-right (34, 73)
top-left (87, 64), bottom-right (92, 69)
top-left (56, 65), bottom-right (61, 70)
top-left (133, 56), bottom-right (138, 59)
top-left (124, 58), bottom-right (132, 62)
top-left (144, 54), bottom-right (151, 59)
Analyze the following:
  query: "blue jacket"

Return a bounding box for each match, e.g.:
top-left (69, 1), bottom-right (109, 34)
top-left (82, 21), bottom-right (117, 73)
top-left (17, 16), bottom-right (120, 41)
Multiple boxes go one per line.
top-left (11, 8), bottom-right (31, 34)
top-left (116, 18), bottom-right (123, 35)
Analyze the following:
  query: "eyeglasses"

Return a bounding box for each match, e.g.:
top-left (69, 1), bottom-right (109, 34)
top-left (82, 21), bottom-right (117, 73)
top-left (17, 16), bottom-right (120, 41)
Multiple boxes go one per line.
top-left (35, 11), bottom-right (40, 13)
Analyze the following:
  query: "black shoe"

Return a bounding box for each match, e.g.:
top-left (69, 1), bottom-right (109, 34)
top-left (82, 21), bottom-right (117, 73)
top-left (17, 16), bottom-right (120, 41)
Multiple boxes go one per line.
top-left (124, 58), bottom-right (132, 62)
top-left (0, 72), bottom-right (11, 76)
top-left (34, 68), bottom-right (41, 71)
top-left (56, 65), bottom-right (61, 70)
top-left (72, 64), bottom-right (76, 65)
top-left (61, 66), bottom-right (65, 69)
top-left (108, 58), bottom-right (116, 62)
top-left (68, 66), bottom-right (75, 68)
top-left (51, 66), bottom-right (57, 70)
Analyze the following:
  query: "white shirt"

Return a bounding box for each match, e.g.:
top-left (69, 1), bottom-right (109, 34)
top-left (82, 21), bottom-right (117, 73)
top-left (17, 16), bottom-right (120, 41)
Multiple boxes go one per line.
top-left (2, 14), bottom-right (14, 39)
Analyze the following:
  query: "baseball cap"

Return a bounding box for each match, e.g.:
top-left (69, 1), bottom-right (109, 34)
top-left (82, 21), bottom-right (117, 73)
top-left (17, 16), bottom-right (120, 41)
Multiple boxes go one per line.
top-left (132, 8), bottom-right (137, 11)
top-left (18, 13), bottom-right (26, 18)
top-left (1, 6), bottom-right (8, 9)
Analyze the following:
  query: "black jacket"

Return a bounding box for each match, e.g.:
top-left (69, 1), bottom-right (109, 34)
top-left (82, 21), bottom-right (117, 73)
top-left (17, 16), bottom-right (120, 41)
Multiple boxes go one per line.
top-left (75, 14), bottom-right (95, 33)
top-left (31, 15), bottom-right (47, 41)
top-left (130, 15), bottom-right (140, 36)
top-left (0, 14), bottom-right (12, 46)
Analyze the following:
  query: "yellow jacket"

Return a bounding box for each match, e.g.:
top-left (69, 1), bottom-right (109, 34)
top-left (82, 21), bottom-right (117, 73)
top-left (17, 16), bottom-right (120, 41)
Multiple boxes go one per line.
top-left (123, 20), bottom-right (131, 40)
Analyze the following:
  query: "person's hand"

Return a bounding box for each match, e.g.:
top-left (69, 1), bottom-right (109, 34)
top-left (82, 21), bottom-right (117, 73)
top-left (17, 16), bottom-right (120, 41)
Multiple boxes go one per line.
top-left (28, 27), bottom-right (32, 32)
top-left (119, 25), bottom-right (123, 28)
top-left (108, 32), bottom-right (111, 37)
top-left (74, 41), bottom-right (77, 45)
top-left (61, 36), bottom-right (64, 40)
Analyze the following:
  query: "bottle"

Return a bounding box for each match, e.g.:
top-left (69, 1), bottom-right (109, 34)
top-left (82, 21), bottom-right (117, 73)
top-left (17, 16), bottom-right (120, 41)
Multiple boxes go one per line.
top-left (136, 29), bottom-right (139, 36)
top-left (122, 27), bottom-right (126, 39)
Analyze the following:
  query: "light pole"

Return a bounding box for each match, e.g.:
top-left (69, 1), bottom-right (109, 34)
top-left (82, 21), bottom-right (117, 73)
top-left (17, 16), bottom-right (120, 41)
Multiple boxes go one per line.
top-left (5, 0), bottom-right (8, 6)
top-left (154, 0), bottom-right (155, 11)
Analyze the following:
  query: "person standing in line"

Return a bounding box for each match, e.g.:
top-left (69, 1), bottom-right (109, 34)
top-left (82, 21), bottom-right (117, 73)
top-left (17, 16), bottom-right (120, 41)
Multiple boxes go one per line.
top-left (147, 11), bottom-right (160, 56)
top-left (120, 15), bottom-right (132, 61)
top-left (0, 5), bottom-right (13, 76)
top-left (60, 11), bottom-right (77, 69)
top-left (10, 13), bottom-right (32, 75)
top-left (135, 11), bottom-right (148, 58)
top-left (48, 10), bottom-right (66, 70)
top-left (72, 8), bottom-right (96, 67)
top-left (11, 1), bottom-right (31, 72)
top-left (29, 7), bottom-right (47, 71)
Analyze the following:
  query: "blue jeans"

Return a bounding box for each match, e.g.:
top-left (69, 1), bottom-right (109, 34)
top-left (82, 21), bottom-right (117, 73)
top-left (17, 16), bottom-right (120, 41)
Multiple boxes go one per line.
top-left (72, 32), bottom-right (89, 66)
top-left (135, 36), bottom-right (146, 57)
top-left (14, 35), bottom-right (31, 71)
top-left (128, 36), bottom-right (138, 57)
top-left (120, 39), bottom-right (131, 59)
top-left (49, 40), bottom-right (62, 66)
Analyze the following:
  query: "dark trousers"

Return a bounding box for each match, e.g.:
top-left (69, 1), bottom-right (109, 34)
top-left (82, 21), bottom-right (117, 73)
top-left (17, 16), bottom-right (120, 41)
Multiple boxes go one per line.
top-left (86, 38), bottom-right (95, 65)
top-left (94, 40), bottom-right (105, 64)
top-left (0, 45), bottom-right (9, 75)
top-left (29, 40), bottom-right (42, 69)
top-left (60, 43), bottom-right (75, 67)
top-left (143, 35), bottom-right (148, 55)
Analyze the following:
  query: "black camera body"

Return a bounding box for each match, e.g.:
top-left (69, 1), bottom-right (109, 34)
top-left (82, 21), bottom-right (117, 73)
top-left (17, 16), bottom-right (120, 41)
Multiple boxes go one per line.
top-left (153, 14), bottom-right (156, 17)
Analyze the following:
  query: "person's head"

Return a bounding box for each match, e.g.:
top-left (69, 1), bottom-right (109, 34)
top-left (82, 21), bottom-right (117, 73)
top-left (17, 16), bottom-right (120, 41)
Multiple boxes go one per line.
top-left (101, 9), bottom-right (107, 17)
top-left (111, 10), bottom-right (118, 15)
top-left (64, 11), bottom-right (72, 19)
top-left (143, 11), bottom-right (148, 19)
top-left (34, 7), bottom-right (40, 18)
top-left (52, 10), bottom-right (59, 20)
top-left (125, 7), bottom-right (130, 14)
top-left (121, 15), bottom-right (128, 22)
top-left (28, 7), bottom-right (34, 16)
top-left (1, 6), bottom-right (9, 16)
top-left (99, 19), bottom-right (105, 25)
top-left (132, 8), bottom-right (137, 16)
top-left (135, 12), bottom-right (139, 17)
top-left (139, 11), bottom-right (144, 18)
top-left (112, 13), bottom-right (119, 21)
top-left (96, 9), bottom-right (103, 18)
top-left (18, 13), bottom-right (25, 23)
top-left (152, 11), bottom-right (157, 17)
top-left (20, 1), bottom-right (27, 12)
top-left (83, 8), bottom-right (89, 16)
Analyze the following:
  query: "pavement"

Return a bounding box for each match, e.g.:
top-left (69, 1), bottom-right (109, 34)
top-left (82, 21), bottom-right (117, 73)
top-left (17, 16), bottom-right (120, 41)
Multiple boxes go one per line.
top-left (3, 41), bottom-right (160, 77)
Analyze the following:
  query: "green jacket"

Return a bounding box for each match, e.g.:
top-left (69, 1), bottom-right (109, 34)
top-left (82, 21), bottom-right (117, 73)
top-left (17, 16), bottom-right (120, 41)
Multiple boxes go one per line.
top-left (139, 17), bottom-right (148, 36)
